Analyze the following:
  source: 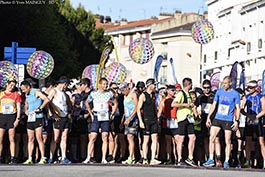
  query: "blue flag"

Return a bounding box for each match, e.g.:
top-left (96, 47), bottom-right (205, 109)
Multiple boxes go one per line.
top-left (170, 58), bottom-right (178, 84)
top-left (153, 55), bottom-right (163, 82)
top-left (229, 61), bottom-right (238, 89)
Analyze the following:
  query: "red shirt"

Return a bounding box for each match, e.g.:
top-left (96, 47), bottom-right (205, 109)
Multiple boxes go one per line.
top-left (0, 91), bottom-right (21, 114)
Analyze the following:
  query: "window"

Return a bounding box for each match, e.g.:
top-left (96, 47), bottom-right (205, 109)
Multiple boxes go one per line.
top-left (247, 42), bottom-right (251, 52)
top-left (214, 51), bottom-right (218, 62)
top-left (258, 39), bottom-right (262, 49)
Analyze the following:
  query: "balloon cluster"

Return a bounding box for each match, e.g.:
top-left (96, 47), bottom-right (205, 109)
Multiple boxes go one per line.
top-left (82, 64), bottom-right (105, 89)
top-left (128, 38), bottom-right (155, 64)
top-left (26, 50), bottom-right (54, 79)
top-left (191, 20), bottom-right (214, 44)
top-left (0, 61), bottom-right (18, 87)
top-left (106, 62), bottom-right (127, 83)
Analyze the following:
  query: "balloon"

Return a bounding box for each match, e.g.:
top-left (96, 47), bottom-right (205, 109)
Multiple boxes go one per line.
top-left (82, 64), bottom-right (105, 89)
top-left (191, 20), bottom-right (214, 44)
top-left (26, 50), bottom-right (54, 79)
top-left (128, 38), bottom-right (155, 64)
top-left (106, 62), bottom-right (127, 83)
top-left (0, 61), bottom-right (18, 87)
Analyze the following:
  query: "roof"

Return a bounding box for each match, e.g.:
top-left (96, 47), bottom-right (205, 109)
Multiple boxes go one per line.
top-left (105, 17), bottom-right (173, 32)
top-left (152, 22), bottom-right (194, 36)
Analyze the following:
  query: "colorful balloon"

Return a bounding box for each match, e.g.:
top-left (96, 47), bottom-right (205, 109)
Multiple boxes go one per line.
top-left (191, 20), bottom-right (214, 44)
top-left (106, 62), bottom-right (127, 83)
top-left (128, 38), bottom-right (155, 64)
top-left (26, 50), bottom-right (54, 79)
top-left (0, 61), bottom-right (18, 87)
top-left (82, 64), bottom-right (105, 89)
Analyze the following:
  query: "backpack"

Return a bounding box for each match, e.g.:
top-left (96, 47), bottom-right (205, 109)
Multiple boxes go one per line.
top-left (180, 90), bottom-right (188, 104)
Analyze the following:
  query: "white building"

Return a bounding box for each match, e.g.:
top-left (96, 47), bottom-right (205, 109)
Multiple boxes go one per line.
top-left (104, 12), bottom-right (204, 86)
top-left (204, 0), bottom-right (265, 81)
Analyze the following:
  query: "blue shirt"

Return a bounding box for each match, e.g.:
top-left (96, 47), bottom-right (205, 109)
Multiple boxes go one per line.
top-left (214, 88), bottom-right (240, 121)
top-left (26, 89), bottom-right (43, 118)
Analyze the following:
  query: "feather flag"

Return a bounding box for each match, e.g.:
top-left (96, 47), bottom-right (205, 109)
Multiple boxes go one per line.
top-left (170, 58), bottom-right (178, 84)
top-left (229, 61), bottom-right (238, 89)
top-left (262, 70), bottom-right (265, 95)
top-left (239, 62), bottom-right (246, 91)
top-left (96, 45), bottom-right (112, 88)
top-left (153, 55), bottom-right (163, 82)
top-left (210, 71), bottom-right (221, 91)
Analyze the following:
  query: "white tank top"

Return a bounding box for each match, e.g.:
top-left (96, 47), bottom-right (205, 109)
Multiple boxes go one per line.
top-left (52, 88), bottom-right (68, 117)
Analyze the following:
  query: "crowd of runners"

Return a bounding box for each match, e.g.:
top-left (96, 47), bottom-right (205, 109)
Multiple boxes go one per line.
top-left (0, 75), bottom-right (265, 169)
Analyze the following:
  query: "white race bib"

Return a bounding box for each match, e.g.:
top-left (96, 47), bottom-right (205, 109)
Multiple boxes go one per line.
top-left (2, 103), bottom-right (14, 114)
top-left (218, 104), bottom-right (229, 115)
top-left (125, 107), bottom-right (130, 118)
top-left (202, 103), bottom-right (211, 114)
top-left (167, 118), bottom-right (178, 129)
top-left (97, 111), bottom-right (109, 121)
top-left (28, 112), bottom-right (36, 122)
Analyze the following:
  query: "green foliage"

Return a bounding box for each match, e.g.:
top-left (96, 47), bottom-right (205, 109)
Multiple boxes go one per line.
top-left (0, 0), bottom-right (110, 80)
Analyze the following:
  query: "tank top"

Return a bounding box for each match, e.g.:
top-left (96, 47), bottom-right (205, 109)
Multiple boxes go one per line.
top-left (52, 88), bottom-right (68, 117)
top-left (142, 92), bottom-right (157, 122)
top-left (124, 91), bottom-right (137, 121)
top-left (163, 97), bottom-right (177, 119)
top-left (246, 93), bottom-right (263, 125)
top-left (26, 89), bottom-right (43, 118)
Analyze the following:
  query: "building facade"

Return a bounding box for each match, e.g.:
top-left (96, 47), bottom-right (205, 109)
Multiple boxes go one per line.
top-left (104, 12), bottom-right (204, 86)
top-left (204, 0), bottom-right (265, 82)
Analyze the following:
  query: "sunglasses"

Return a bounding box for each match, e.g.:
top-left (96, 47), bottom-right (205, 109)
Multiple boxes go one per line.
top-left (203, 86), bottom-right (211, 89)
top-left (112, 87), bottom-right (119, 90)
top-left (247, 86), bottom-right (256, 89)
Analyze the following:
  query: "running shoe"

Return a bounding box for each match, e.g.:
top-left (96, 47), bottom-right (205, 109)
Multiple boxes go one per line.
top-left (48, 158), bottom-right (54, 164)
top-left (122, 157), bottom-right (135, 165)
top-left (23, 159), bottom-right (33, 164)
top-left (164, 159), bottom-right (173, 165)
top-left (9, 157), bottom-right (18, 164)
top-left (38, 158), bottom-right (47, 164)
top-left (223, 161), bottom-right (229, 168)
top-left (150, 159), bottom-right (161, 165)
top-left (185, 158), bottom-right (197, 167)
top-left (142, 159), bottom-right (149, 165)
top-left (82, 158), bottom-right (90, 164)
top-left (101, 159), bottom-right (108, 164)
top-left (242, 162), bottom-right (251, 168)
top-left (60, 157), bottom-right (71, 164)
top-left (202, 159), bottom-right (215, 167)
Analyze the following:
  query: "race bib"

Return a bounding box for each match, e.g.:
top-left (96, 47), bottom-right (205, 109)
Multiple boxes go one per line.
top-left (28, 112), bottom-right (36, 122)
top-left (2, 103), bottom-right (14, 114)
top-left (218, 104), bottom-right (229, 115)
top-left (167, 118), bottom-right (178, 129)
top-left (125, 107), bottom-right (130, 118)
top-left (97, 111), bottom-right (109, 121)
top-left (202, 103), bottom-right (211, 114)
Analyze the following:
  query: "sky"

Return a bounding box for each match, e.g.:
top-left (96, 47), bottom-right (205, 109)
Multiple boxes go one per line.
top-left (70, 0), bottom-right (208, 22)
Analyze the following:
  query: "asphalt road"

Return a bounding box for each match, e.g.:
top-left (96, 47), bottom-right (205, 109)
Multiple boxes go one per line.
top-left (0, 164), bottom-right (264, 177)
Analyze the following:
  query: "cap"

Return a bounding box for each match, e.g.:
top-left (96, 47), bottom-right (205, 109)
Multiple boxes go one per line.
top-left (247, 81), bottom-right (258, 88)
top-left (57, 76), bottom-right (70, 84)
top-left (136, 81), bottom-right (145, 88)
top-left (167, 85), bottom-right (176, 90)
top-left (119, 82), bottom-right (129, 90)
top-left (175, 83), bottom-right (182, 89)
top-left (235, 88), bottom-right (244, 95)
top-left (25, 78), bottom-right (37, 85)
top-left (146, 78), bottom-right (159, 87)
